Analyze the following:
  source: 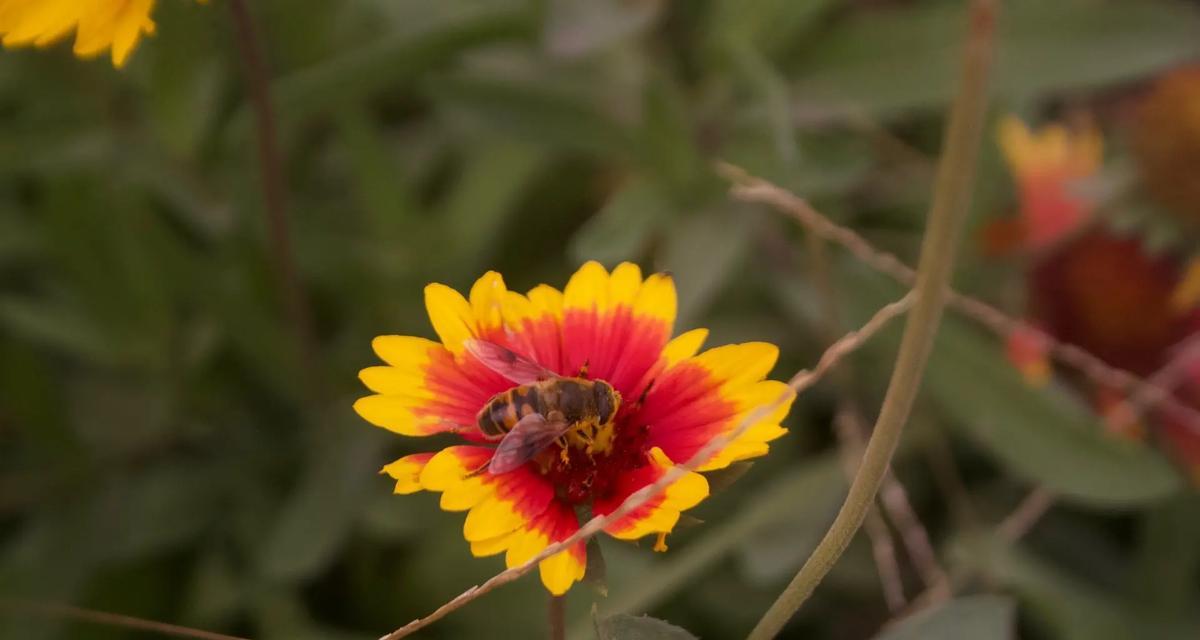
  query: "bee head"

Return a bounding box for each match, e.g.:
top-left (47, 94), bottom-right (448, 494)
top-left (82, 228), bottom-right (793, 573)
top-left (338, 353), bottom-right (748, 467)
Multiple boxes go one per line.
top-left (594, 380), bottom-right (618, 424)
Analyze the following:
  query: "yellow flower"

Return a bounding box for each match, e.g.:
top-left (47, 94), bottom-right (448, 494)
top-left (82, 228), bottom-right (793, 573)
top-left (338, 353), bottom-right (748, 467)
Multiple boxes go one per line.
top-left (355, 262), bottom-right (794, 595)
top-left (0, 0), bottom-right (195, 68)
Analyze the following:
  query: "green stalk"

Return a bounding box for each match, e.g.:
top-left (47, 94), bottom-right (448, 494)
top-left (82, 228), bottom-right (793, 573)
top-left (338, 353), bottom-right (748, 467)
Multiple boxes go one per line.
top-left (745, 1), bottom-right (998, 638)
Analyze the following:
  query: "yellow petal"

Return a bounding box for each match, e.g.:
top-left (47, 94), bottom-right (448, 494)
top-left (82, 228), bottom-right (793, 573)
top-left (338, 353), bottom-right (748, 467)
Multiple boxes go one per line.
top-left (633, 272), bottom-right (676, 323)
top-left (469, 271), bottom-right (508, 336)
top-left (371, 335), bottom-right (438, 369)
top-left (440, 476), bottom-right (493, 512)
top-left (661, 329), bottom-right (707, 367)
top-left (353, 395), bottom-right (420, 435)
top-left (470, 530), bottom-right (515, 558)
top-left (651, 448), bottom-right (709, 512)
top-left (538, 547), bottom-right (585, 596)
top-left (693, 342), bottom-right (779, 389)
top-left (504, 527), bottom-right (548, 568)
top-left (463, 495), bottom-right (526, 542)
top-left (997, 115), bottom-right (1035, 175)
top-left (358, 366), bottom-right (433, 396)
top-left (380, 453), bottom-right (433, 495)
top-left (420, 447), bottom-right (479, 491)
top-left (527, 284), bottom-right (564, 318)
top-left (564, 261), bottom-right (610, 313)
top-left (609, 262), bottom-right (643, 308)
top-left (425, 283), bottom-right (476, 353)
top-left (1171, 258), bottom-right (1200, 313)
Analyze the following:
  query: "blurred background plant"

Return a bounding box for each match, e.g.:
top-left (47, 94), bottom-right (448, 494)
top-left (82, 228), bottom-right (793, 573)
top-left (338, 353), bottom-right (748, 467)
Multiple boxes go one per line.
top-left (2, 0), bottom-right (1200, 638)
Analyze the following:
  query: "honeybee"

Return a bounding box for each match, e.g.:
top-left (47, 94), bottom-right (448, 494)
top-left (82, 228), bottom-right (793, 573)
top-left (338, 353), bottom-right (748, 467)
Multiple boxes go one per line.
top-left (464, 339), bottom-right (621, 475)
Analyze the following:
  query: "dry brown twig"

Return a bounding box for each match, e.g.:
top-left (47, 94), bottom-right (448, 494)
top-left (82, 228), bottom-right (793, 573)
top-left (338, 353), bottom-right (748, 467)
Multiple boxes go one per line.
top-left (717, 162), bottom-right (1200, 434)
top-left (836, 408), bottom-right (950, 596)
top-left (0, 598), bottom-right (249, 640)
top-left (1108, 332), bottom-right (1200, 431)
top-left (377, 293), bottom-right (916, 640)
top-left (832, 410), bottom-right (908, 612)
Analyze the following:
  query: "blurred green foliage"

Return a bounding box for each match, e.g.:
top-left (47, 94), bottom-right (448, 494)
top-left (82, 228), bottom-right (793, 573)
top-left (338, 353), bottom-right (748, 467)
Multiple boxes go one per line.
top-left (2, 0), bottom-right (1200, 638)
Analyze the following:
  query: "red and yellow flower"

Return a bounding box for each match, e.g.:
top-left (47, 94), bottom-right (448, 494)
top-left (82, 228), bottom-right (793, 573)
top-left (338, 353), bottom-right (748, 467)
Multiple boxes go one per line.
top-left (990, 113), bottom-right (1200, 479)
top-left (0, 0), bottom-right (201, 68)
top-left (355, 262), bottom-right (794, 594)
top-left (988, 115), bottom-right (1103, 254)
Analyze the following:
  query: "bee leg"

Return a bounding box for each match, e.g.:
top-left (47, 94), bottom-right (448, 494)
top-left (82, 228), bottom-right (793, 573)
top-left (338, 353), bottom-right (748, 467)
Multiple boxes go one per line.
top-left (577, 359), bottom-right (590, 378)
top-left (582, 428), bottom-right (597, 458)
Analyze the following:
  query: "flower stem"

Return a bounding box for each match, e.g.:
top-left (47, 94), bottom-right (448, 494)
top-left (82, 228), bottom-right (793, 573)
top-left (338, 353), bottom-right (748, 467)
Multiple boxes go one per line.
top-left (548, 595), bottom-right (565, 640)
top-left (228, 0), bottom-right (317, 375)
top-left (745, 2), bottom-right (998, 638)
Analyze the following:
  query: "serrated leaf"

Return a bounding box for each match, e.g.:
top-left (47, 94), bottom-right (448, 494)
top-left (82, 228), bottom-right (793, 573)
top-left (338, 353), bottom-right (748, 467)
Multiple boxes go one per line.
top-left (874, 596), bottom-right (1015, 640)
top-left (595, 613), bottom-right (697, 640)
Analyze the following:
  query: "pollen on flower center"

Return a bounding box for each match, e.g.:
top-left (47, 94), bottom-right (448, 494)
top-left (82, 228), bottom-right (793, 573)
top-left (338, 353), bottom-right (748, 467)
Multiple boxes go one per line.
top-left (539, 403), bottom-right (653, 505)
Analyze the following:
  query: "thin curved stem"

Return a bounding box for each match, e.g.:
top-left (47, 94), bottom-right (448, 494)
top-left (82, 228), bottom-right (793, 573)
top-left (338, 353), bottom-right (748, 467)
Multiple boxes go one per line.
top-left (548, 595), bottom-right (565, 640)
top-left (0, 598), bottom-right (248, 640)
top-left (745, 2), bottom-right (998, 638)
top-left (229, 0), bottom-right (317, 375)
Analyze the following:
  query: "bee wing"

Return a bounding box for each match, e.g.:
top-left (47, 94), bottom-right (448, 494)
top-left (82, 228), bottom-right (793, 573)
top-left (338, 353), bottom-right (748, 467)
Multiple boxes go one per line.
top-left (488, 413), bottom-right (571, 475)
top-left (464, 338), bottom-right (559, 385)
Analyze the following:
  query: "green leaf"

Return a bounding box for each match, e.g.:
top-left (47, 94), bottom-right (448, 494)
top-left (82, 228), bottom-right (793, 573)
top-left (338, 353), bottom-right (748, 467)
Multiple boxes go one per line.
top-left (834, 262), bottom-right (1181, 506)
top-left (142, 1), bottom-right (221, 159)
top-left (704, 461), bottom-right (755, 495)
top-left (96, 463), bottom-right (223, 563)
top-left (637, 75), bottom-right (704, 195)
top-left (268, 6), bottom-right (532, 126)
top-left (595, 613), bottom-right (697, 640)
top-left (569, 178), bottom-right (666, 264)
top-left (925, 314), bottom-right (1181, 506)
top-left (437, 139), bottom-right (547, 274)
top-left (660, 206), bottom-right (752, 326)
top-left (965, 535), bottom-right (1200, 640)
top-left (791, 0), bottom-right (1200, 117)
top-left (706, 0), bottom-right (836, 59)
top-left (257, 423), bottom-right (383, 583)
top-left (874, 596), bottom-right (1015, 640)
top-left (735, 457), bottom-right (847, 583)
top-left (1129, 493), bottom-right (1200, 613)
top-left (543, 0), bottom-right (662, 58)
top-left (425, 74), bottom-right (636, 159)
top-left (0, 297), bottom-right (117, 364)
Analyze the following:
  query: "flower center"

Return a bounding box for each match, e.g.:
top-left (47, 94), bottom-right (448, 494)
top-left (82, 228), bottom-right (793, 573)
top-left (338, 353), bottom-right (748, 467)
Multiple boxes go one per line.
top-left (536, 407), bottom-right (651, 505)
